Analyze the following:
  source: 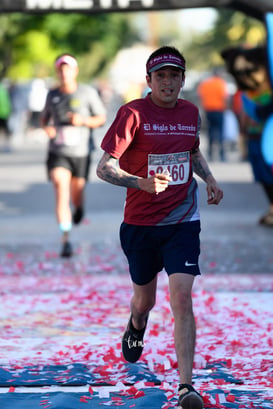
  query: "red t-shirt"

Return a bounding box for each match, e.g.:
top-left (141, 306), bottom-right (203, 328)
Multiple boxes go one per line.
top-left (101, 94), bottom-right (200, 225)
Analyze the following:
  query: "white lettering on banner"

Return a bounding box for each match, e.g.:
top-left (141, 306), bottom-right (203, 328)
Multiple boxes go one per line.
top-left (26, 0), bottom-right (93, 9)
top-left (100, 0), bottom-right (112, 8)
top-left (117, 0), bottom-right (129, 8)
top-left (142, 0), bottom-right (154, 6)
top-left (26, 0), bottom-right (154, 10)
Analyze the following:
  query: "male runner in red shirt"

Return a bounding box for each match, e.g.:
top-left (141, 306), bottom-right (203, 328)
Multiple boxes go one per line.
top-left (97, 46), bottom-right (223, 408)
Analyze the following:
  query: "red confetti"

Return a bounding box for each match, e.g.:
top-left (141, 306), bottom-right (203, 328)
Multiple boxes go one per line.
top-left (0, 246), bottom-right (272, 409)
top-left (226, 393), bottom-right (236, 402)
top-left (134, 390), bottom-right (145, 399)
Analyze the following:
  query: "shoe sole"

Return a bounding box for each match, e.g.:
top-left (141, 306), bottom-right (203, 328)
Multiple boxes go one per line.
top-left (178, 392), bottom-right (203, 409)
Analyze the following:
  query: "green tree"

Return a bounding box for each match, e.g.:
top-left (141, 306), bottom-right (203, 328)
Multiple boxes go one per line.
top-left (183, 9), bottom-right (266, 71)
top-left (0, 12), bottom-right (138, 81)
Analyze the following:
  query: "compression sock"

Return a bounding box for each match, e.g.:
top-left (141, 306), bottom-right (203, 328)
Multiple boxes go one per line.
top-left (59, 221), bottom-right (72, 234)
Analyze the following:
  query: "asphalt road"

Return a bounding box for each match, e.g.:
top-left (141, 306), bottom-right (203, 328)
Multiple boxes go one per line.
top-left (0, 130), bottom-right (272, 274)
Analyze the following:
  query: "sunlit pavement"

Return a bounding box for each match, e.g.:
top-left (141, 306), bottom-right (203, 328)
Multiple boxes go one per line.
top-left (0, 130), bottom-right (272, 408)
top-left (0, 129), bottom-right (272, 274)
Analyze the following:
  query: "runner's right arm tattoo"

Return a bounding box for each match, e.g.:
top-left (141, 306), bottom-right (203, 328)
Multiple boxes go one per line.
top-left (97, 152), bottom-right (141, 189)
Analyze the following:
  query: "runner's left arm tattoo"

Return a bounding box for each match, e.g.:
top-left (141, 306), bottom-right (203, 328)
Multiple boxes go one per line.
top-left (192, 149), bottom-right (214, 183)
top-left (192, 148), bottom-right (223, 204)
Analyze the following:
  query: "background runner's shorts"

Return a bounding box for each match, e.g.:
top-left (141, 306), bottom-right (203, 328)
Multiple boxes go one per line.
top-left (120, 221), bottom-right (201, 286)
top-left (46, 152), bottom-right (91, 180)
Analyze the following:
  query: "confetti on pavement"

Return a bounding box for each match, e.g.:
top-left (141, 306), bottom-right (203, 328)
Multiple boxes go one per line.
top-left (0, 242), bottom-right (272, 408)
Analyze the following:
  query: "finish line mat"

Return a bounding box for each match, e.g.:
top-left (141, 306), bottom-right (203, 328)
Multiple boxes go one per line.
top-left (0, 243), bottom-right (272, 408)
top-left (1, 388), bottom-right (272, 409)
top-left (0, 361), bottom-right (242, 387)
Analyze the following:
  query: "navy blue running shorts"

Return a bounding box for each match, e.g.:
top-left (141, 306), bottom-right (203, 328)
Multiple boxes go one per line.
top-left (120, 221), bottom-right (201, 286)
top-left (46, 152), bottom-right (91, 180)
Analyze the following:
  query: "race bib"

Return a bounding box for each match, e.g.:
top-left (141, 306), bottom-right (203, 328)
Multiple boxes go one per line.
top-left (55, 126), bottom-right (80, 146)
top-left (148, 152), bottom-right (190, 185)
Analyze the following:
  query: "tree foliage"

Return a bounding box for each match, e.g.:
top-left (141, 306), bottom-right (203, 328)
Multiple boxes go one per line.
top-left (0, 9), bottom-right (267, 81)
top-left (183, 9), bottom-right (266, 71)
top-left (0, 12), bottom-right (139, 81)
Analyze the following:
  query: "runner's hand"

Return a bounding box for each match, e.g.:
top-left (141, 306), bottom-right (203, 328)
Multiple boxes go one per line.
top-left (138, 173), bottom-right (172, 194)
top-left (207, 182), bottom-right (223, 205)
top-left (67, 112), bottom-right (85, 126)
top-left (44, 126), bottom-right (56, 139)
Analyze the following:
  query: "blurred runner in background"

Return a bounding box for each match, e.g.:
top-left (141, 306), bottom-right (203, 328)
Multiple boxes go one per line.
top-left (197, 68), bottom-right (229, 161)
top-left (41, 53), bottom-right (106, 257)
